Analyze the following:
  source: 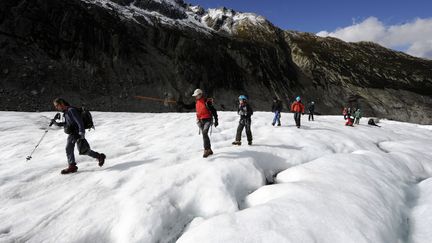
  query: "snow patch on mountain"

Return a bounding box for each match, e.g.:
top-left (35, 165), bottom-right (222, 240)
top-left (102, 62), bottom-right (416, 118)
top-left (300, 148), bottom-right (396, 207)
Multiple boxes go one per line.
top-left (80, 0), bottom-right (269, 35)
top-left (201, 7), bottom-right (268, 34)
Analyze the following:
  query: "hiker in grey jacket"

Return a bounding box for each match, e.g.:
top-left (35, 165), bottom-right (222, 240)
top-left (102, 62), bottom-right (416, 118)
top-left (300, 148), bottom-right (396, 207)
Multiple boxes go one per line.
top-left (354, 109), bottom-right (362, 125)
top-left (52, 98), bottom-right (106, 174)
top-left (232, 95), bottom-right (253, 146)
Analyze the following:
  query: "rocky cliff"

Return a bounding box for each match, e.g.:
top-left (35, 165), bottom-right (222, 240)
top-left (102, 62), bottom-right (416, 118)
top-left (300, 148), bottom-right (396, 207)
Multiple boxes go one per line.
top-left (1, 0), bottom-right (431, 123)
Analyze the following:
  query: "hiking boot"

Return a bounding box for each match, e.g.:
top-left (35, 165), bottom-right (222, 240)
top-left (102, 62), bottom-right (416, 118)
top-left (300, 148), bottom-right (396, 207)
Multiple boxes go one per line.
top-left (271, 122), bottom-right (275, 126)
top-left (61, 164), bottom-right (78, 174)
top-left (277, 123), bottom-right (281, 126)
top-left (98, 153), bottom-right (106, 167)
top-left (248, 141), bottom-right (253, 146)
top-left (203, 149), bottom-right (212, 158)
top-left (232, 141), bottom-right (241, 146)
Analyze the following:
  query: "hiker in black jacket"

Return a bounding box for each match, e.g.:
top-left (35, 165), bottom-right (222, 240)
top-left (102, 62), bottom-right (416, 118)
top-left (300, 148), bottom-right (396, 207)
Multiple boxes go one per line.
top-left (271, 97), bottom-right (282, 126)
top-left (52, 98), bottom-right (105, 174)
top-left (308, 101), bottom-right (315, 121)
top-left (232, 95), bottom-right (253, 146)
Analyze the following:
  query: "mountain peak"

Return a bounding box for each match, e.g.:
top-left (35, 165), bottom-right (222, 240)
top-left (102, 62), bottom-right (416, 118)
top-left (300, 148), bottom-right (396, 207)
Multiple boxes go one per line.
top-left (81, 0), bottom-right (270, 36)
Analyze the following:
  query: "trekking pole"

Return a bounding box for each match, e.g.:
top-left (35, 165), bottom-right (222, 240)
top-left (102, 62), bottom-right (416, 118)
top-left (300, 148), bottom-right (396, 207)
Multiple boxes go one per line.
top-left (26, 113), bottom-right (60, 162)
top-left (26, 129), bottom-right (49, 161)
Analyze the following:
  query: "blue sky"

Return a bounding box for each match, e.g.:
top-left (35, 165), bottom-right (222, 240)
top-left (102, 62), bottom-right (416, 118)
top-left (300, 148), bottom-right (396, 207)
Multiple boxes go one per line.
top-left (187, 0), bottom-right (431, 33)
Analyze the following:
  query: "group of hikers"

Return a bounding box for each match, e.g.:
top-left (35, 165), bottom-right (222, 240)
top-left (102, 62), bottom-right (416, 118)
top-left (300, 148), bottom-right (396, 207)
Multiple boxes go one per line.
top-left (48, 89), bottom-right (375, 174)
top-left (343, 107), bottom-right (362, 126)
top-left (272, 96), bottom-right (316, 128)
top-left (179, 89), bottom-right (318, 159)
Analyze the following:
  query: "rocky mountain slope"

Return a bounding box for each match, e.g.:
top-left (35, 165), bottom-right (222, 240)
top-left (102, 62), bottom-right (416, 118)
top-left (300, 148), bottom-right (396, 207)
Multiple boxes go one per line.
top-left (1, 0), bottom-right (431, 123)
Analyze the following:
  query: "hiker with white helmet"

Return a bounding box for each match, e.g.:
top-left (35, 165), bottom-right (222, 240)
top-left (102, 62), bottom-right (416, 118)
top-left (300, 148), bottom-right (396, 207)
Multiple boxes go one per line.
top-left (232, 95), bottom-right (253, 146)
top-left (308, 101), bottom-right (315, 121)
top-left (178, 89), bottom-right (218, 158)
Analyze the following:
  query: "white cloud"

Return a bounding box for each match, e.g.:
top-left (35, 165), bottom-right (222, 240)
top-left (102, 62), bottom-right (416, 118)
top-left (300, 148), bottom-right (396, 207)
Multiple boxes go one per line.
top-left (407, 40), bottom-right (432, 58)
top-left (317, 17), bottom-right (432, 59)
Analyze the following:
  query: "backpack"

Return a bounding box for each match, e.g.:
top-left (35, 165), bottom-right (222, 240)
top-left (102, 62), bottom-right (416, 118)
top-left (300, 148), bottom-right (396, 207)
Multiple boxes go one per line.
top-left (205, 98), bottom-right (216, 115)
top-left (76, 107), bottom-right (95, 130)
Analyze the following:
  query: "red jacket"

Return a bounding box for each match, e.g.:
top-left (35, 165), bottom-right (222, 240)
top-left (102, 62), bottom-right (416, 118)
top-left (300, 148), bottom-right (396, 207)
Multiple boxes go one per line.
top-left (196, 98), bottom-right (212, 120)
top-left (291, 101), bottom-right (305, 113)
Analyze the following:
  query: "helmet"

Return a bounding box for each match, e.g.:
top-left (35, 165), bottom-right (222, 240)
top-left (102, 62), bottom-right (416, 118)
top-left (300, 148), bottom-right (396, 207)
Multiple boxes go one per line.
top-left (238, 95), bottom-right (248, 101)
top-left (311, 101), bottom-right (315, 104)
top-left (192, 89), bottom-right (203, 97)
top-left (296, 96), bottom-right (301, 101)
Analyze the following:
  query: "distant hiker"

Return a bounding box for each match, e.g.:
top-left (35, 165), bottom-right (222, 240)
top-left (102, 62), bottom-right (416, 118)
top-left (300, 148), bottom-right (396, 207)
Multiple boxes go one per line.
top-left (291, 96), bottom-right (305, 128)
top-left (271, 97), bottom-right (282, 126)
top-left (232, 95), bottom-right (253, 146)
top-left (308, 101), bottom-right (315, 121)
top-left (354, 109), bottom-right (362, 124)
top-left (52, 98), bottom-right (106, 174)
top-left (178, 89), bottom-right (218, 158)
top-left (368, 118), bottom-right (381, 127)
top-left (345, 116), bottom-right (354, 126)
top-left (343, 107), bottom-right (354, 127)
top-left (343, 107), bottom-right (348, 119)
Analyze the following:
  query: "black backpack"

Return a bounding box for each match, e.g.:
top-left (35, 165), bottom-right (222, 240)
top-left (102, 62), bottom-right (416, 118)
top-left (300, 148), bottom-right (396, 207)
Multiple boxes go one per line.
top-left (76, 107), bottom-right (95, 130)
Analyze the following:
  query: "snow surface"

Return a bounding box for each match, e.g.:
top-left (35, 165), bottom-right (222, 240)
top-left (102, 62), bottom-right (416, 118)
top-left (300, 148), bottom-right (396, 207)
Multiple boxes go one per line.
top-left (0, 111), bottom-right (431, 243)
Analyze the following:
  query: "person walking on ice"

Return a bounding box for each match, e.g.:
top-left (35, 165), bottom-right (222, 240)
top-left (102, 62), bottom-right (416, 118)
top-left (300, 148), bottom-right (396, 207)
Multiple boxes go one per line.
top-left (52, 98), bottom-right (106, 174)
top-left (354, 108), bottom-right (362, 125)
top-left (232, 95), bottom-right (253, 146)
top-left (178, 89), bottom-right (219, 158)
top-left (308, 101), bottom-right (315, 121)
top-left (291, 96), bottom-right (305, 128)
top-left (271, 97), bottom-right (282, 126)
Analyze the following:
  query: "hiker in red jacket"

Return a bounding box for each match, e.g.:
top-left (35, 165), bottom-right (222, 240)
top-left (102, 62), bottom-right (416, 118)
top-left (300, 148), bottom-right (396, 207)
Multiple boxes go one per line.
top-left (179, 89), bottom-right (219, 158)
top-left (291, 96), bottom-right (305, 128)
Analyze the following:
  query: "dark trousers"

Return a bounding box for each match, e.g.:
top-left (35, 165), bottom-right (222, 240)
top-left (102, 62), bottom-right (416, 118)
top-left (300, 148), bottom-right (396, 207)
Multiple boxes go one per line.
top-left (198, 119), bottom-right (212, 150)
top-left (294, 113), bottom-right (302, 127)
top-left (66, 134), bottom-right (100, 165)
top-left (309, 112), bottom-right (314, 121)
top-left (236, 118), bottom-right (252, 142)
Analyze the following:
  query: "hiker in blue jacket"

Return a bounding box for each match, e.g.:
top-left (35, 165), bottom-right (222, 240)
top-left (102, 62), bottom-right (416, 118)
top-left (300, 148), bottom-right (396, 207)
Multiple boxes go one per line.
top-left (52, 98), bottom-right (106, 174)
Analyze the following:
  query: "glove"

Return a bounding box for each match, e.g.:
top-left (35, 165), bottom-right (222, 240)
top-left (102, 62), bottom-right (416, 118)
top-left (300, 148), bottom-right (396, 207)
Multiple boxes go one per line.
top-left (214, 120), bottom-right (219, 127)
top-left (49, 119), bottom-right (57, 127)
top-left (49, 113), bottom-right (61, 127)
